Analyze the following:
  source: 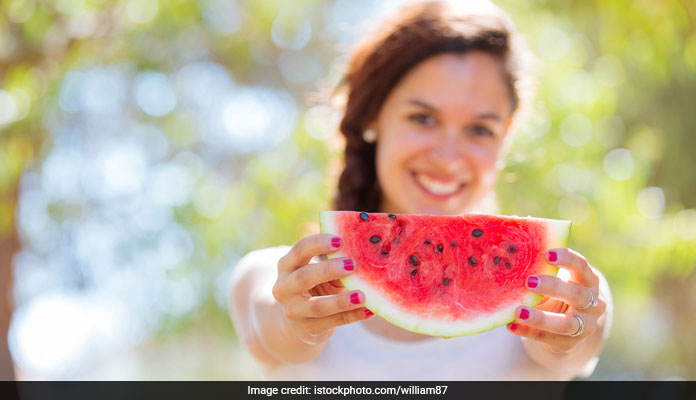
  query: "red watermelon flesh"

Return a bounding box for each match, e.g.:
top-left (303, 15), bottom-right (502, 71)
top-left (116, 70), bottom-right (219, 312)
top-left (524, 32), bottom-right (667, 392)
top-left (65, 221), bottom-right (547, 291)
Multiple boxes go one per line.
top-left (320, 211), bottom-right (571, 337)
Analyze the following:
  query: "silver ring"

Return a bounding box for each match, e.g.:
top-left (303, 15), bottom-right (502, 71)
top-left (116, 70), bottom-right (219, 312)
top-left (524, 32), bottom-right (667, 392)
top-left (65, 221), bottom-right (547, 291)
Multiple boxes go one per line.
top-left (569, 314), bottom-right (584, 337)
top-left (577, 288), bottom-right (598, 310)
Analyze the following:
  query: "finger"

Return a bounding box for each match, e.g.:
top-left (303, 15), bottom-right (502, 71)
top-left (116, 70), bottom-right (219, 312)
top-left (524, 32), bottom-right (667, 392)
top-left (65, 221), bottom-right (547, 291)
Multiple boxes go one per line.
top-left (534, 297), bottom-right (570, 314)
top-left (299, 291), bottom-right (365, 318)
top-left (506, 323), bottom-right (578, 354)
top-left (514, 306), bottom-right (591, 337)
top-left (309, 279), bottom-right (345, 297)
top-left (546, 248), bottom-right (598, 288)
top-left (328, 279), bottom-right (345, 288)
top-left (279, 234), bottom-right (342, 274)
top-left (305, 307), bottom-right (375, 336)
top-left (526, 275), bottom-right (595, 309)
top-left (287, 257), bottom-right (356, 293)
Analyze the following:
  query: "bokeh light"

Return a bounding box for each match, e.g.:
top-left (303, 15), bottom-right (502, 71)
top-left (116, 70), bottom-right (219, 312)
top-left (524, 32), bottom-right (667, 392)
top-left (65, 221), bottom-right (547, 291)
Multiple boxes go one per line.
top-left (134, 72), bottom-right (177, 117)
top-left (603, 149), bottom-right (634, 181)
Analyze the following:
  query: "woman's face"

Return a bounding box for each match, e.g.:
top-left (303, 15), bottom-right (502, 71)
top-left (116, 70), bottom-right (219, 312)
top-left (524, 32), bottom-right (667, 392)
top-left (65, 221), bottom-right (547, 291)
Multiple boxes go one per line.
top-left (374, 51), bottom-right (514, 215)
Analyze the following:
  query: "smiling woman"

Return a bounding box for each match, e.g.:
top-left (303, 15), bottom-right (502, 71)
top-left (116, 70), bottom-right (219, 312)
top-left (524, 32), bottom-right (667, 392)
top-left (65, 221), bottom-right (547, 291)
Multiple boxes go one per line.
top-left (229, 0), bottom-right (612, 380)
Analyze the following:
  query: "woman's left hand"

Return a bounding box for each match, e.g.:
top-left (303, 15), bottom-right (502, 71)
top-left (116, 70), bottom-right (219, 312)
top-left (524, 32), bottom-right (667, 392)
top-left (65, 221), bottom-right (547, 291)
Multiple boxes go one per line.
top-left (506, 248), bottom-right (607, 355)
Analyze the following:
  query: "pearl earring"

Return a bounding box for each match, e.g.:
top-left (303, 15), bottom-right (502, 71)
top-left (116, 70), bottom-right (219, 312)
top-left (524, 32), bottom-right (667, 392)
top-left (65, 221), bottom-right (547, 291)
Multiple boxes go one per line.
top-left (362, 128), bottom-right (376, 143)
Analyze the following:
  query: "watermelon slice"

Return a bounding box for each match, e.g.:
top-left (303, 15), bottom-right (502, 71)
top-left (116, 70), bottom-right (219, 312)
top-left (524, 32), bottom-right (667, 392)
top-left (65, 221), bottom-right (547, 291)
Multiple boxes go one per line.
top-left (320, 211), bottom-right (571, 337)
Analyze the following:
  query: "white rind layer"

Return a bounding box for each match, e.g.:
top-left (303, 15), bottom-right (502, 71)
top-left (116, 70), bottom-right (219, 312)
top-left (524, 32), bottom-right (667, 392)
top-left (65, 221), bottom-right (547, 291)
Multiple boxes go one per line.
top-left (342, 273), bottom-right (545, 336)
top-left (319, 211), bottom-right (571, 337)
top-left (319, 212), bottom-right (338, 241)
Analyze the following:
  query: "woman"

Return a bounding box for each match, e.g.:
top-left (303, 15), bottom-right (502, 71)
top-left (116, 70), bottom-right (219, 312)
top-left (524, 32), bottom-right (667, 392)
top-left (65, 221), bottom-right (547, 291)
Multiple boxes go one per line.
top-left (229, 1), bottom-right (612, 380)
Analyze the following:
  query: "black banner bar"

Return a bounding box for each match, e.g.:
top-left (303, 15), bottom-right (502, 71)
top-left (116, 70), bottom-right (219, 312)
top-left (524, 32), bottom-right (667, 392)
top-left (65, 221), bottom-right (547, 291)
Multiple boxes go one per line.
top-left (0, 381), bottom-right (695, 400)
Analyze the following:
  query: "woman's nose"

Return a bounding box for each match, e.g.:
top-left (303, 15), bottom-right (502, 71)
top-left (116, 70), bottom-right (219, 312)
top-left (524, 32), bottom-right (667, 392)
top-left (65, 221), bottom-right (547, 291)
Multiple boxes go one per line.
top-left (430, 130), bottom-right (465, 170)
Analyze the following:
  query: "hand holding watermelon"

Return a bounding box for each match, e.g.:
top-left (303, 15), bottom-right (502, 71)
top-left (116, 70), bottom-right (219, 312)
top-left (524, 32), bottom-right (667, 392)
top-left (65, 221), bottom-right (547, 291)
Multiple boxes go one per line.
top-left (271, 233), bottom-right (375, 346)
top-left (507, 248), bottom-right (608, 356)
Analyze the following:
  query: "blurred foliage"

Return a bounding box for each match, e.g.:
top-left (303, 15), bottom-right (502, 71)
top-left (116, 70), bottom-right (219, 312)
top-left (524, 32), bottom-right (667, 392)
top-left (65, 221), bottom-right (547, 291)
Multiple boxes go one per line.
top-left (0, 0), bottom-right (695, 379)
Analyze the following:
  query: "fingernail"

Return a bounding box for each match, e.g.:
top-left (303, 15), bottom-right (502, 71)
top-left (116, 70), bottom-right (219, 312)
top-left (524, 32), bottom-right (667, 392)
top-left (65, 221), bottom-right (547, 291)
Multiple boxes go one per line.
top-left (527, 276), bottom-right (539, 288)
top-left (519, 308), bottom-right (530, 320)
top-left (510, 323), bottom-right (518, 331)
top-left (343, 259), bottom-right (354, 271)
top-left (350, 292), bottom-right (360, 304)
top-left (364, 309), bottom-right (374, 317)
top-left (332, 237), bottom-right (341, 248)
top-left (548, 251), bottom-right (557, 262)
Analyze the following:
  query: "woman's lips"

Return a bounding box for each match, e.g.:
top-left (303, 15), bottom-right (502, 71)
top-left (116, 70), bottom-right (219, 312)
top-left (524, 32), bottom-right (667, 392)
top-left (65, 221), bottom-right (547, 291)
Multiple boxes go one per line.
top-left (411, 172), bottom-right (466, 199)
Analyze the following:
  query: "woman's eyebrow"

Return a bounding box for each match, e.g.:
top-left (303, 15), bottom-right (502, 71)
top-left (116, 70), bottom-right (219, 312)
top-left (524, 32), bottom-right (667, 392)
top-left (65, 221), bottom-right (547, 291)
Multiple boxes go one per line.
top-left (476, 112), bottom-right (502, 121)
top-left (407, 99), bottom-right (437, 111)
top-left (407, 99), bottom-right (502, 122)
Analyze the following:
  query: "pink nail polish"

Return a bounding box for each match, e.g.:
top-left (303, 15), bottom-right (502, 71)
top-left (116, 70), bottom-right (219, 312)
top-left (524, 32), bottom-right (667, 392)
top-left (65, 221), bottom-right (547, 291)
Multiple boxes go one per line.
top-left (344, 259), bottom-right (354, 271)
top-left (527, 276), bottom-right (539, 288)
top-left (548, 251), bottom-right (557, 262)
top-left (364, 309), bottom-right (374, 317)
top-left (519, 308), bottom-right (529, 320)
top-left (350, 293), bottom-right (360, 304)
top-left (332, 237), bottom-right (341, 248)
top-left (510, 323), bottom-right (518, 331)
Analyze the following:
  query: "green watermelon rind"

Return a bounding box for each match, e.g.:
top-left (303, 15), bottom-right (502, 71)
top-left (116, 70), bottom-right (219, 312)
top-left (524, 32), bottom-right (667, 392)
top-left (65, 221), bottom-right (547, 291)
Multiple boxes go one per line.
top-left (320, 212), bottom-right (571, 337)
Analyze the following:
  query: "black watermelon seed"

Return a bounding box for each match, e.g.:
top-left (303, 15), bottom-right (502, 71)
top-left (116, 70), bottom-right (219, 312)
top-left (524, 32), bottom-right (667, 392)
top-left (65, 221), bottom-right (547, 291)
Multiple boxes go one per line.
top-left (493, 256), bottom-right (501, 265)
top-left (443, 278), bottom-right (450, 286)
top-left (410, 255), bottom-right (419, 266)
top-left (359, 212), bottom-right (369, 221)
top-left (505, 261), bottom-right (512, 269)
top-left (468, 256), bottom-right (477, 266)
top-left (424, 240), bottom-right (431, 245)
top-left (388, 213), bottom-right (396, 219)
top-left (411, 268), bottom-right (418, 276)
top-left (370, 235), bottom-right (381, 243)
top-left (508, 245), bottom-right (517, 253)
top-left (436, 244), bottom-right (443, 253)
top-left (451, 241), bottom-right (457, 247)
top-left (472, 229), bottom-right (483, 237)
top-left (381, 242), bottom-right (391, 255)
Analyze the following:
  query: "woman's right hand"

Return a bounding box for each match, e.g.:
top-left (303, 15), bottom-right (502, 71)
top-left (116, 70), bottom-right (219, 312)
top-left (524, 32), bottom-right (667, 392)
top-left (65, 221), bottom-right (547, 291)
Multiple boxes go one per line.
top-left (272, 234), bottom-right (374, 345)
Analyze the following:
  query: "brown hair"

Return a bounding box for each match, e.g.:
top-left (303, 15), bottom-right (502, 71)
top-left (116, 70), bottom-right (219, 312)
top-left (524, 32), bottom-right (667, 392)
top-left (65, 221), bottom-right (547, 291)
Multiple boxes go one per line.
top-left (332, 1), bottom-right (531, 212)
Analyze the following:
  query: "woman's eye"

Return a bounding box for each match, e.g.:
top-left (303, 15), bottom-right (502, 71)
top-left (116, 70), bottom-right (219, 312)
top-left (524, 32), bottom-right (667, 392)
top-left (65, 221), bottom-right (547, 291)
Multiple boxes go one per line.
top-left (468, 124), bottom-right (494, 137)
top-left (408, 113), bottom-right (436, 127)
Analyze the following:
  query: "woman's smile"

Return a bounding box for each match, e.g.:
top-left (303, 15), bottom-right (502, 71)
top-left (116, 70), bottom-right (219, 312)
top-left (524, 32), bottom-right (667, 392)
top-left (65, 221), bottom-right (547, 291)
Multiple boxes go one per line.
top-left (410, 171), bottom-right (467, 199)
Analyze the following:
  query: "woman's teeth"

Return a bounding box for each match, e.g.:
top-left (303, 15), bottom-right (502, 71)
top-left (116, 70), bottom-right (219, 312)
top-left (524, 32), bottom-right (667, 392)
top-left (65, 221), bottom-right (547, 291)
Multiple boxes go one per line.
top-left (414, 173), bottom-right (461, 196)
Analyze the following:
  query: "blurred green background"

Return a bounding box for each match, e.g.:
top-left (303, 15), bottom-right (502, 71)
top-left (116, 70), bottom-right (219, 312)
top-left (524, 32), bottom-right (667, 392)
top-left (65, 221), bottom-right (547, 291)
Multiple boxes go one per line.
top-left (0, 0), bottom-right (694, 380)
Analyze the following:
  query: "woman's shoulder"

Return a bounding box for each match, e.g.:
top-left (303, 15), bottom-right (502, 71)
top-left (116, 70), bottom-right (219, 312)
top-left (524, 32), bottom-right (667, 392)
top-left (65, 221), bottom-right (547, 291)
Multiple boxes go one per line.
top-left (228, 245), bottom-right (290, 330)
top-left (231, 245), bottom-right (291, 283)
top-left (237, 245), bottom-right (292, 268)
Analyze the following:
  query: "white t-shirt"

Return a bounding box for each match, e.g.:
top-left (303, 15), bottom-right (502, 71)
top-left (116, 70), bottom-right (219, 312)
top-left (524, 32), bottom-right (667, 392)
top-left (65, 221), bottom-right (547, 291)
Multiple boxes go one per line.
top-left (234, 246), bottom-right (600, 381)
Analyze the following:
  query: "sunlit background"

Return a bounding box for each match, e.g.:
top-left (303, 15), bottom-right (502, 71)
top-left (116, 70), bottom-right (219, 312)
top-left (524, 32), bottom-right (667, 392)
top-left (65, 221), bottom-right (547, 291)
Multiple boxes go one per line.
top-left (0, 0), bottom-right (695, 380)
